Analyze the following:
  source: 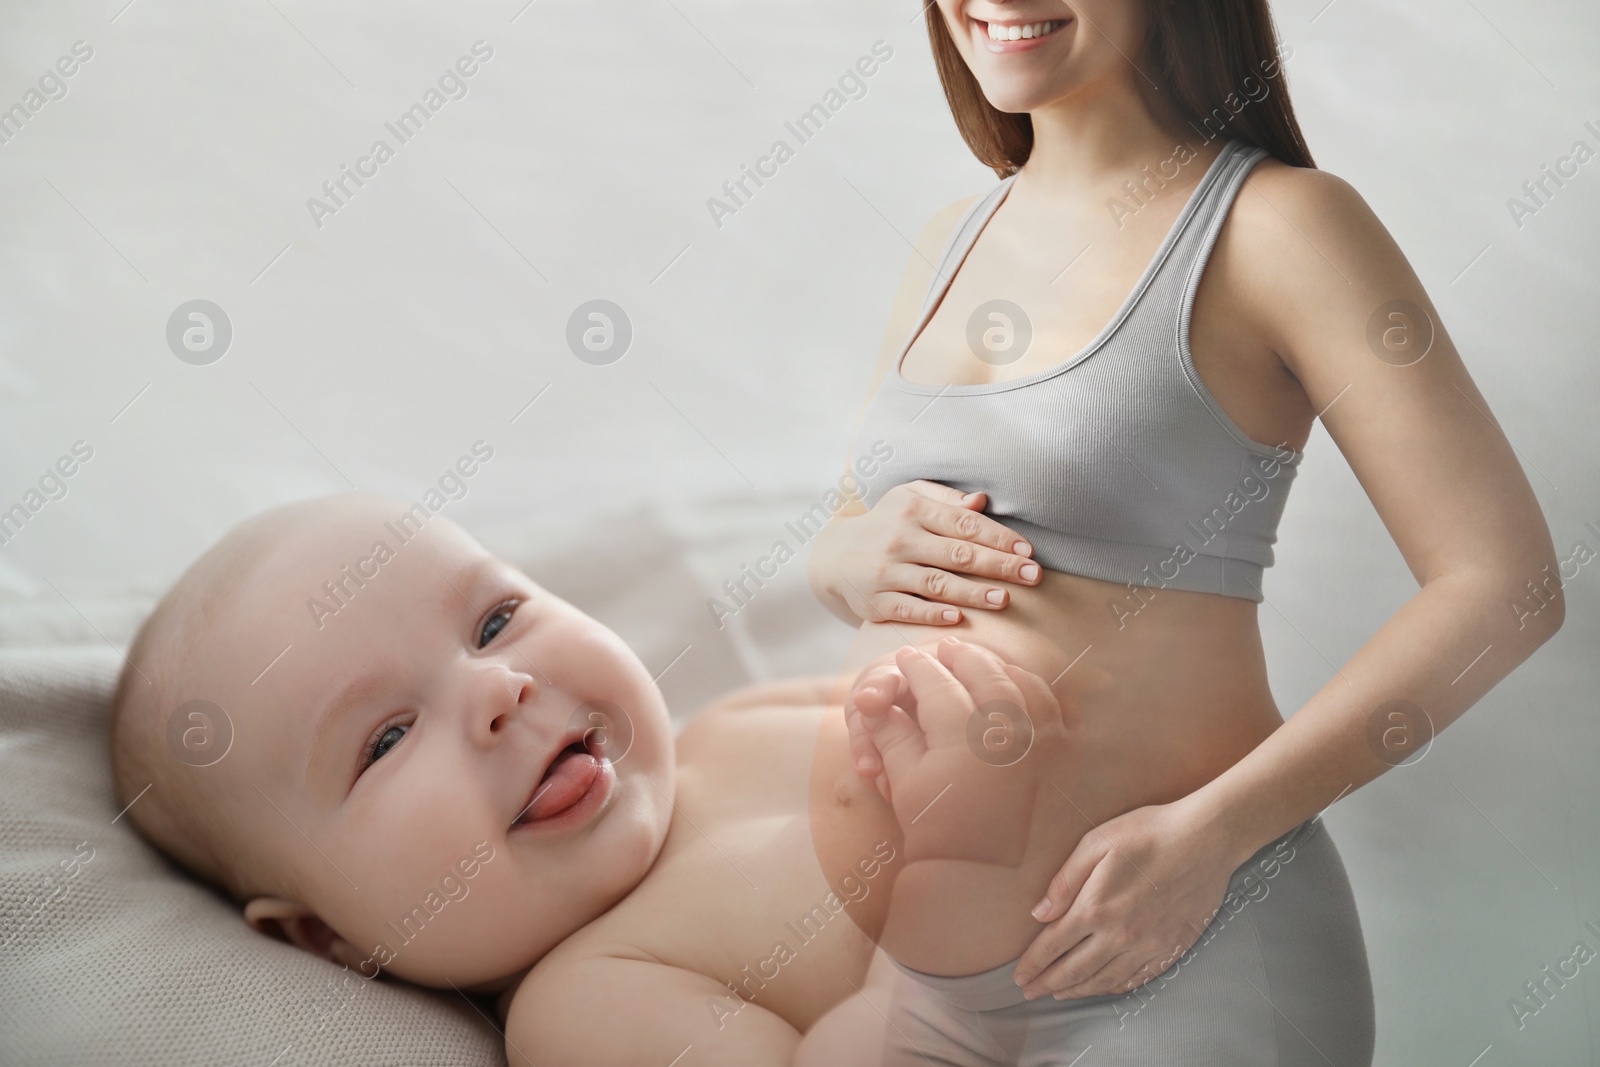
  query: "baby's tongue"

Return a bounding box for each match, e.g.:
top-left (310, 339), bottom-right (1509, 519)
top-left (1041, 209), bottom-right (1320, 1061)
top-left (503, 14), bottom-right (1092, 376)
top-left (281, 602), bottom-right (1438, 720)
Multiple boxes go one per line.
top-left (527, 748), bottom-right (601, 821)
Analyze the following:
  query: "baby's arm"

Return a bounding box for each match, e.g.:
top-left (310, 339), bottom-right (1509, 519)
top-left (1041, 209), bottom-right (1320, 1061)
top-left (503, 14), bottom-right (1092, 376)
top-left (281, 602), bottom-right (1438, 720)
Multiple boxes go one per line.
top-left (507, 953), bottom-right (805, 1067)
top-left (508, 949), bottom-right (903, 1067)
top-left (791, 943), bottom-right (903, 1066)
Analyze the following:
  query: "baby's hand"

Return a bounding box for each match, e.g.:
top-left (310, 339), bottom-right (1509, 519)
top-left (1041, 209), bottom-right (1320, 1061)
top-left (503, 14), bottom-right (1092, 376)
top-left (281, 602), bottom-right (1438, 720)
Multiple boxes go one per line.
top-left (845, 637), bottom-right (1075, 868)
top-left (842, 663), bottom-right (906, 805)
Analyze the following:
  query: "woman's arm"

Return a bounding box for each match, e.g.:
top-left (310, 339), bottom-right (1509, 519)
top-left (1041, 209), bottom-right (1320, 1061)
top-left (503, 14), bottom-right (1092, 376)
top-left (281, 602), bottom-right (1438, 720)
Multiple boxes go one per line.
top-left (1180, 165), bottom-right (1566, 859)
top-left (1014, 164), bottom-right (1566, 999)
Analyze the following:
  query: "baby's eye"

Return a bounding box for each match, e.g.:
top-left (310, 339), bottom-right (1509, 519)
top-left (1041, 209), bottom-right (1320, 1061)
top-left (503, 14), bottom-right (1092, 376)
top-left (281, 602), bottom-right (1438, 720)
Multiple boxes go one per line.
top-left (478, 601), bottom-right (518, 648)
top-left (362, 724), bottom-right (407, 771)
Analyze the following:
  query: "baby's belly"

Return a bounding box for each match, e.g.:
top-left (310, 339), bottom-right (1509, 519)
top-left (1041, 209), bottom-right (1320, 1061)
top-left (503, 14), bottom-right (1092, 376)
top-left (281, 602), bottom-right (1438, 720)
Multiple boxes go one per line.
top-left (812, 566), bottom-right (1288, 974)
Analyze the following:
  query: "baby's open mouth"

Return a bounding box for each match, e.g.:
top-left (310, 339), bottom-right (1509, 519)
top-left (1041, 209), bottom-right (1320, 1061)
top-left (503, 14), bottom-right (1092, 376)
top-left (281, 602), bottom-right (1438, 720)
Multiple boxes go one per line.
top-left (512, 736), bottom-right (606, 827)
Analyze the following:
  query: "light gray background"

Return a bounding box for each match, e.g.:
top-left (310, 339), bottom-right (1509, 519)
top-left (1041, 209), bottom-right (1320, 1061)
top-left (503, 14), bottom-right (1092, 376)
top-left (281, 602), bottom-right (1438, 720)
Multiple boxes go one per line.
top-left (2, 1), bottom-right (1598, 1064)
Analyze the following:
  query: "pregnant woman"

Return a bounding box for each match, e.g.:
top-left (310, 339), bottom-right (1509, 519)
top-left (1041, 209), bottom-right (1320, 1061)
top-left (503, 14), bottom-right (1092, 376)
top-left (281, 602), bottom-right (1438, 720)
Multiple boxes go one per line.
top-left (803, 1), bottom-right (1564, 1064)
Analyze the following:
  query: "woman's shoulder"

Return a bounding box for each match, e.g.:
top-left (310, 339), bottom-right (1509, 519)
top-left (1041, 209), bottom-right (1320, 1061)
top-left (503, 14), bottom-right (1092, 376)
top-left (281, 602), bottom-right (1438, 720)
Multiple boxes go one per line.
top-left (1221, 155), bottom-right (1419, 339)
top-left (1237, 153), bottom-right (1371, 220)
top-left (1227, 156), bottom-right (1394, 274)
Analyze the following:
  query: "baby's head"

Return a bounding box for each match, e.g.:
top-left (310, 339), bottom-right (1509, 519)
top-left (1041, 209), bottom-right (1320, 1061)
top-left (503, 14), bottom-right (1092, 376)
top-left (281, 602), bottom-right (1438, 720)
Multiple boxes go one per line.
top-left (109, 494), bottom-right (675, 992)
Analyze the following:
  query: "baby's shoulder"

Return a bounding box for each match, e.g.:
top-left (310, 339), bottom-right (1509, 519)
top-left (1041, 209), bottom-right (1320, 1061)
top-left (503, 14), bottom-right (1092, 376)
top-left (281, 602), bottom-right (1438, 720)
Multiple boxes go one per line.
top-left (675, 676), bottom-right (837, 758)
top-left (673, 677), bottom-right (838, 804)
top-left (686, 675), bottom-right (840, 719)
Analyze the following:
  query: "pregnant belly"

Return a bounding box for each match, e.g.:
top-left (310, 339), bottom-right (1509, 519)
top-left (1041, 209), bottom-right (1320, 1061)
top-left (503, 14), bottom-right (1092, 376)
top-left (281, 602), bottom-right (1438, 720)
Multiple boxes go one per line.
top-left (810, 567), bottom-right (1287, 975)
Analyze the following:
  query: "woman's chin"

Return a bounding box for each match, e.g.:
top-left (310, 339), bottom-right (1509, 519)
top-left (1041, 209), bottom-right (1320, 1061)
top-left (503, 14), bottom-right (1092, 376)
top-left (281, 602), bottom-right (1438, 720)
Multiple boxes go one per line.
top-left (976, 81), bottom-right (1070, 118)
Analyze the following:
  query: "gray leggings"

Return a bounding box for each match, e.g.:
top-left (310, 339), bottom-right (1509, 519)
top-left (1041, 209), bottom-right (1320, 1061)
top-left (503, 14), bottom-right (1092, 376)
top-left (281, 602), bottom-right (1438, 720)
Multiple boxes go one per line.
top-left (878, 816), bottom-right (1375, 1067)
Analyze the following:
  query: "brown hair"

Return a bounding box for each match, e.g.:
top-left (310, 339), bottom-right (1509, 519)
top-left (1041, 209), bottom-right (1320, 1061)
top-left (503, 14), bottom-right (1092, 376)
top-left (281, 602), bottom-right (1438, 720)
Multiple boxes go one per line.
top-left (925, 1), bottom-right (1315, 176)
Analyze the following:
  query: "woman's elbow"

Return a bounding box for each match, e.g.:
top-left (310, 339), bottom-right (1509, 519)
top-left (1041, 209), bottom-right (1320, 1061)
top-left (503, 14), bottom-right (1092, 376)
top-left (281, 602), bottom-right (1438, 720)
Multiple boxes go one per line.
top-left (1489, 552), bottom-right (1568, 644)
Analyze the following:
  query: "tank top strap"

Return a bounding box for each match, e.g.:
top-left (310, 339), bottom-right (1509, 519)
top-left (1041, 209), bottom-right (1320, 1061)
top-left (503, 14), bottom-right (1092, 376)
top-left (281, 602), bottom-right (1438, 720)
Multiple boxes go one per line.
top-left (1135, 139), bottom-right (1272, 317)
top-left (913, 175), bottom-right (1018, 323)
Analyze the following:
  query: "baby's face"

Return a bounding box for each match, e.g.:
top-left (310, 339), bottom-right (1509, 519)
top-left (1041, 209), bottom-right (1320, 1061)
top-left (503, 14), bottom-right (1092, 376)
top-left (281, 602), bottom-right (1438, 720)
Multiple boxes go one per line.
top-left (188, 499), bottom-right (674, 988)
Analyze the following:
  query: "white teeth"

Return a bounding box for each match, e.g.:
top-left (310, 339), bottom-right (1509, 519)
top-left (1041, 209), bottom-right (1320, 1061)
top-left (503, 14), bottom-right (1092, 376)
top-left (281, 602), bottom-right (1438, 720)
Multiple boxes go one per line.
top-left (986, 19), bottom-right (1061, 42)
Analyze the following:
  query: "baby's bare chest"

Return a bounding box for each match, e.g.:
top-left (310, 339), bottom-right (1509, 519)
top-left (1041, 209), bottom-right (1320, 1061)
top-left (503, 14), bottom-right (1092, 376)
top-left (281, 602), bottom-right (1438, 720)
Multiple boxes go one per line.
top-left (557, 706), bottom-right (879, 1031)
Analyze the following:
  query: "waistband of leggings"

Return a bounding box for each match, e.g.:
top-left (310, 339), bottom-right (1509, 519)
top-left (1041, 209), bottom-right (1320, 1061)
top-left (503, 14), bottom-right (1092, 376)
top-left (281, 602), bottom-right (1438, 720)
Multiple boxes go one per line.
top-left (885, 814), bottom-right (1326, 1012)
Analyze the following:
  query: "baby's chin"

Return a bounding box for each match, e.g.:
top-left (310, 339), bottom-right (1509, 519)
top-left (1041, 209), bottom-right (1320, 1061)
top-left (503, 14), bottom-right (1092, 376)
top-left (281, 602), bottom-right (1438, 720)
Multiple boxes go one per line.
top-left (363, 893), bottom-right (608, 992)
top-left (358, 800), bottom-right (669, 987)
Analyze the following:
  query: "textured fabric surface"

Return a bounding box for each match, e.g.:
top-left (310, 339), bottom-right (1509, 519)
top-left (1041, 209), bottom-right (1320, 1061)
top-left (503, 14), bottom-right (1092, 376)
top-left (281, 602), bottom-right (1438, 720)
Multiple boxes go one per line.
top-left (851, 138), bottom-right (1303, 602)
top-left (0, 498), bottom-right (854, 1066)
top-left (0, 645), bottom-right (508, 1066)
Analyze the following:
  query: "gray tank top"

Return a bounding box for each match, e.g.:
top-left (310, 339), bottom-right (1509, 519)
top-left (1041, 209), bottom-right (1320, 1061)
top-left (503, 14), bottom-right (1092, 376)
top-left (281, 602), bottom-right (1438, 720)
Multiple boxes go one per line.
top-left (849, 138), bottom-right (1303, 604)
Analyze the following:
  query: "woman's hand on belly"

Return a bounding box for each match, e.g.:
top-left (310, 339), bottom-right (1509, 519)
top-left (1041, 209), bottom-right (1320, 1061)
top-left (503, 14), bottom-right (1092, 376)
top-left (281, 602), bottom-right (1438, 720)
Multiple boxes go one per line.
top-left (1012, 800), bottom-right (1249, 1001)
top-left (807, 480), bottom-right (1041, 626)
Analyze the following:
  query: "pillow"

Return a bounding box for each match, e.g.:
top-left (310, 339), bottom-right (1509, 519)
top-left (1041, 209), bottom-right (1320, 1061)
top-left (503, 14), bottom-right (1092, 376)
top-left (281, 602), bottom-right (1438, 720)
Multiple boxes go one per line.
top-left (0, 645), bottom-right (507, 1065)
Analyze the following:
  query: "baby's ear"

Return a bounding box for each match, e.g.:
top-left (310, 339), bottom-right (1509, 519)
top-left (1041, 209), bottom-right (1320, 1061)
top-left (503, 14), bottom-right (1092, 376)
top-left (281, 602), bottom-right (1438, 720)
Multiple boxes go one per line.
top-left (244, 897), bottom-right (366, 971)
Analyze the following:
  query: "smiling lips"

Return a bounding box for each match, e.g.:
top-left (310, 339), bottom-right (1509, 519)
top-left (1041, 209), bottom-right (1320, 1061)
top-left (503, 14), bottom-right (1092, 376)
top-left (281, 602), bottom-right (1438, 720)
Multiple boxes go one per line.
top-left (974, 15), bottom-right (1071, 52)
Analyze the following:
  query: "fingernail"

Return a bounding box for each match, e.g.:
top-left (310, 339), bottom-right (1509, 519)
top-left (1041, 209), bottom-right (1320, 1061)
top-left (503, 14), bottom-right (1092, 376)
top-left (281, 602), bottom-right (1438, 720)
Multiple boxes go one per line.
top-left (941, 608), bottom-right (960, 623)
top-left (1031, 898), bottom-right (1051, 920)
top-left (1014, 541), bottom-right (1032, 557)
top-left (1020, 563), bottom-right (1039, 582)
top-left (985, 589), bottom-right (1005, 606)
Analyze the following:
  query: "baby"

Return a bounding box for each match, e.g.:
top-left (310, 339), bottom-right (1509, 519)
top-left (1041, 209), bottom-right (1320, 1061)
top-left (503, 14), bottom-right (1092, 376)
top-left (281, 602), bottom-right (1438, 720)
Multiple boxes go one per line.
top-left (108, 494), bottom-right (1079, 1065)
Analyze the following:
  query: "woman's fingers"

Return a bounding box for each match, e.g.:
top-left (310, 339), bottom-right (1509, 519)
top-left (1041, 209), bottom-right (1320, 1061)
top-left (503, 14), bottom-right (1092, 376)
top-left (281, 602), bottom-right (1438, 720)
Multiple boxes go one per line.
top-left (902, 480), bottom-right (988, 513)
top-left (862, 590), bottom-right (966, 626)
top-left (827, 480), bottom-right (1039, 626)
top-left (913, 498), bottom-right (1034, 561)
top-left (925, 537), bottom-right (1041, 592)
top-left (1014, 911), bottom-right (1095, 990)
top-left (1021, 843), bottom-right (1103, 949)
top-left (1050, 949), bottom-right (1160, 1000)
top-left (1023, 934), bottom-right (1122, 1000)
top-left (892, 562), bottom-right (1020, 612)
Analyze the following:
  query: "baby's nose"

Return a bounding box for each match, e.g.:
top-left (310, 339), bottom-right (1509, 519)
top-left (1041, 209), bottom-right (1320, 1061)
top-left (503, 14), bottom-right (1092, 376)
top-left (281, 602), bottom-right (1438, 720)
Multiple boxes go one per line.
top-left (476, 666), bottom-right (537, 739)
